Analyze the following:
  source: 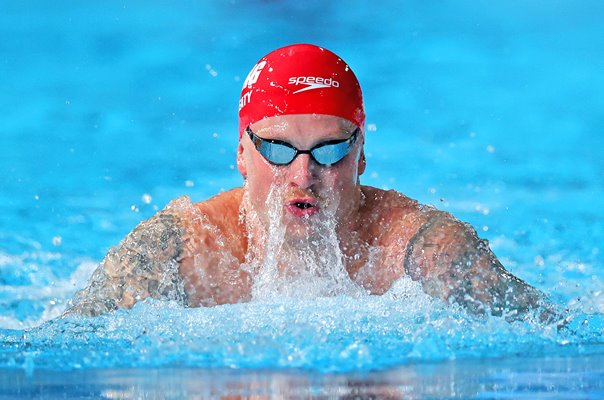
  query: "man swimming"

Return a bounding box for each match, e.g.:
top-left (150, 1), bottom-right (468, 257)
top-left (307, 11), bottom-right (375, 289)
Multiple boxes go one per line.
top-left (65, 44), bottom-right (559, 322)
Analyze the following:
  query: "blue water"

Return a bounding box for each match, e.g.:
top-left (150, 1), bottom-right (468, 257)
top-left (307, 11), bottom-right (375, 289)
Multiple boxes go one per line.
top-left (1, 0), bottom-right (603, 398)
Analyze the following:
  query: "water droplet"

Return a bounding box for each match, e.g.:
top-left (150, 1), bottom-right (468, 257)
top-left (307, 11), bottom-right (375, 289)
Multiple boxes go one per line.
top-left (141, 193), bottom-right (152, 204)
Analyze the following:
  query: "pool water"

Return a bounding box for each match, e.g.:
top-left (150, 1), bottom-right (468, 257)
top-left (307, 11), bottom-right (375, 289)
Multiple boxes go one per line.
top-left (1, 0), bottom-right (603, 398)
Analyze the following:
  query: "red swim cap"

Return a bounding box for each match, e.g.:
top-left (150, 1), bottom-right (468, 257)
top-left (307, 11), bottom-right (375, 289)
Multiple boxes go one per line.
top-left (238, 44), bottom-right (364, 135)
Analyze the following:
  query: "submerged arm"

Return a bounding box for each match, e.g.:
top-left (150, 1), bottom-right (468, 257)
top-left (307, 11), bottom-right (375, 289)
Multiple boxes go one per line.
top-left (64, 210), bottom-right (188, 317)
top-left (404, 213), bottom-right (562, 323)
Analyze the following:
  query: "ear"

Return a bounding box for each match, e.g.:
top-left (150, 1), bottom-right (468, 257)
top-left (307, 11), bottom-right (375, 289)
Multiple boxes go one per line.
top-left (237, 140), bottom-right (247, 178)
top-left (358, 148), bottom-right (366, 176)
top-left (357, 131), bottom-right (366, 176)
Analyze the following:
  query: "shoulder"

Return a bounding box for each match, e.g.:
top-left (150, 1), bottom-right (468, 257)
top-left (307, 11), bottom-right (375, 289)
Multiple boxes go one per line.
top-left (193, 188), bottom-right (243, 222)
top-left (188, 188), bottom-right (244, 241)
top-left (360, 186), bottom-right (422, 223)
top-left (359, 186), bottom-right (434, 243)
top-left (110, 189), bottom-right (244, 265)
top-left (361, 185), bottom-right (473, 230)
top-left (172, 188), bottom-right (247, 265)
top-left (359, 185), bottom-right (481, 253)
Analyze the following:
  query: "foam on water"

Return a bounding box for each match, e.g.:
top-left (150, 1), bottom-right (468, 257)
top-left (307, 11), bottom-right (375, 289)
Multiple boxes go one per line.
top-left (0, 249), bottom-right (97, 330)
top-left (1, 280), bottom-right (601, 375)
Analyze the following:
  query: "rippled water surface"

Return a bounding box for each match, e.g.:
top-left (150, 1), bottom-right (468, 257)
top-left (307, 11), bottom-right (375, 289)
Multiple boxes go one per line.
top-left (1, 0), bottom-right (603, 398)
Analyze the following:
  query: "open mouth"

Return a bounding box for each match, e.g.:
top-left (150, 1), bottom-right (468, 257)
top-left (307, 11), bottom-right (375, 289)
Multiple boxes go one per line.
top-left (286, 198), bottom-right (319, 217)
top-left (294, 201), bottom-right (313, 209)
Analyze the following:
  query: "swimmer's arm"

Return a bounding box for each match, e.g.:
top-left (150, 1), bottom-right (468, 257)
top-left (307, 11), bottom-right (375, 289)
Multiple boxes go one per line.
top-left (63, 210), bottom-right (187, 317)
top-left (404, 214), bottom-right (563, 323)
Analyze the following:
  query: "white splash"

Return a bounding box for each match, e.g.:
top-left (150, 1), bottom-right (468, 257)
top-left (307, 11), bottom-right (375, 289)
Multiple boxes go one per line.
top-left (244, 183), bottom-right (364, 301)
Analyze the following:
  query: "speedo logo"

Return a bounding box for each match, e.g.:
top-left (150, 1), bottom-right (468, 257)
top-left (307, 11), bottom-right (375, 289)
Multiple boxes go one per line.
top-left (288, 76), bottom-right (340, 94)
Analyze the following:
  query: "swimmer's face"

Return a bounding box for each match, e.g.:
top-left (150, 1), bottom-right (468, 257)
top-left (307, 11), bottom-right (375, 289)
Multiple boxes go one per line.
top-left (237, 114), bottom-right (365, 229)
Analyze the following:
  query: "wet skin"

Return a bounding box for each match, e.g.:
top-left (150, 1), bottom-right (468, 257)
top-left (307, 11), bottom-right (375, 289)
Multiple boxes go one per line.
top-left (66, 115), bottom-right (561, 323)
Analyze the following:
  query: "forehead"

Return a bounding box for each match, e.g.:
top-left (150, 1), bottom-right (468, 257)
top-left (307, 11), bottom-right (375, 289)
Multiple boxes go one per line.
top-left (250, 114), bottom-right (358, 143)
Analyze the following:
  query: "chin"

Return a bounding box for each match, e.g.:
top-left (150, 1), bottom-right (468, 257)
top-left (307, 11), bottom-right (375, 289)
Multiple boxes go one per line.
top-left (283, 210), bottom-right (338, 240)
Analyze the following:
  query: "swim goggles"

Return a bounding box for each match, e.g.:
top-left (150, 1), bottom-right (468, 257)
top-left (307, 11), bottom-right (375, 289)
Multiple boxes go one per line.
top-left (246, 126), bottom-right (359, 166)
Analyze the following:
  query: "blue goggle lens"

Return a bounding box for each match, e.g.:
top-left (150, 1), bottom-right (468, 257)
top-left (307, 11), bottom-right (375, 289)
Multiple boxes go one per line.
top-left (247, 126), bottom-right (359, 166)
top-left (258, 139), bottom-right (297, 165)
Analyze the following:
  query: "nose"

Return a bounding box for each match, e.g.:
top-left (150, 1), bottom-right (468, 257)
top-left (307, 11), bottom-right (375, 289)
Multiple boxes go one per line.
top-left (288, 153), bottom-right (317, 189)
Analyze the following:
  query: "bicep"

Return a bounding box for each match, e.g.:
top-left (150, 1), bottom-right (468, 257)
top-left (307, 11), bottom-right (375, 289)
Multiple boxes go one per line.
top-left (64, 211), bottom-right (187, 317)
top-left (404, 214), bottom-right (547, 319)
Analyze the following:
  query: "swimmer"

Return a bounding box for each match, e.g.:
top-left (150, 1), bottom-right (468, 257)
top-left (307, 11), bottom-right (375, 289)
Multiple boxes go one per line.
top-left (65, 44), bottom-right (561, 323)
